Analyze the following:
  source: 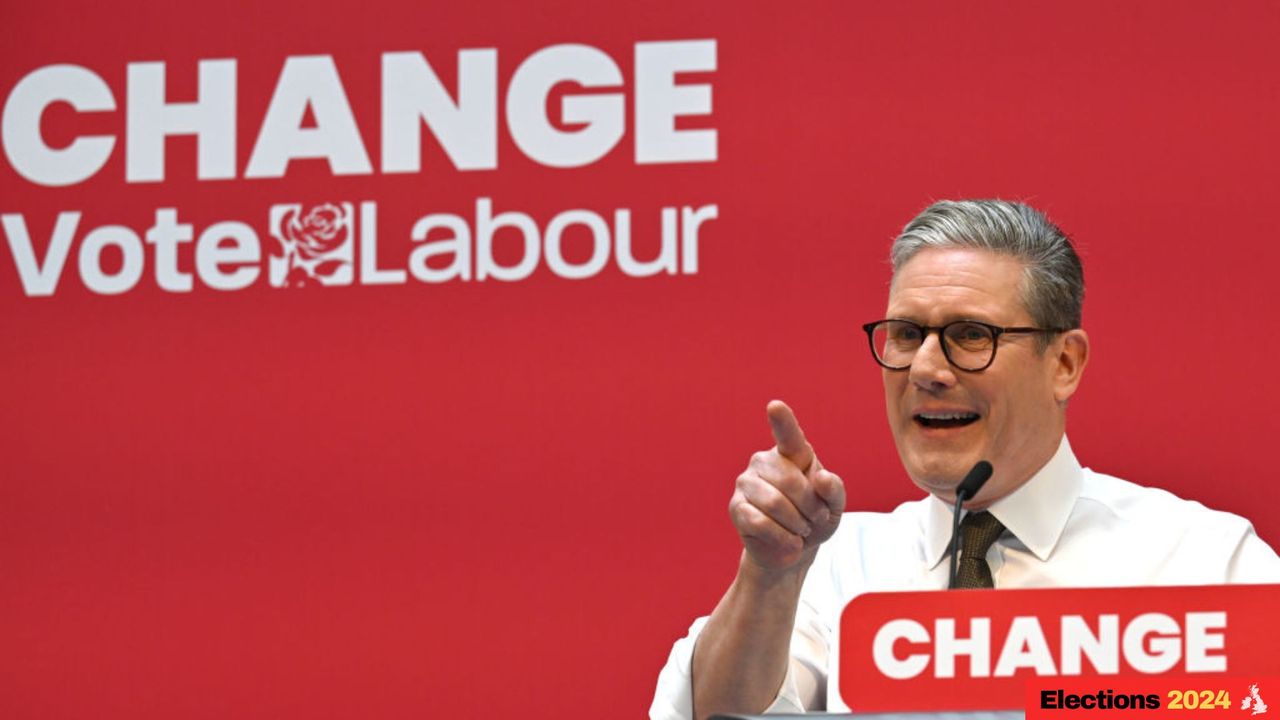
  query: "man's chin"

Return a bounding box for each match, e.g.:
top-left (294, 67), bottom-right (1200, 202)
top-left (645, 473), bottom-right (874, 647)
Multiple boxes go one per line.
top-left (904, 455), bottom-right (981, 497)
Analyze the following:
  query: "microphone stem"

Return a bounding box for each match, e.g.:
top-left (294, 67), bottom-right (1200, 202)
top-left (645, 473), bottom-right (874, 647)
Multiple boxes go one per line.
top-left (948, 491), bottom-right (968, 589)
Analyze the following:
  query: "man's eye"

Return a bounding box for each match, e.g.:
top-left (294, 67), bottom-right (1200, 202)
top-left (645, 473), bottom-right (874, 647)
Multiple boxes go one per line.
top-left (890, 325), bottom-right (922, 342)
top-left (950, 324), bottom-right (991, 344)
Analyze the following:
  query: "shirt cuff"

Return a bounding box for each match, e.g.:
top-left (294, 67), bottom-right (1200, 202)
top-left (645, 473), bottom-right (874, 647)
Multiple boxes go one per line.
top-left (759, 659), bottom-right (806, 713)
top-left (649, 615), bottom-right (818, 719)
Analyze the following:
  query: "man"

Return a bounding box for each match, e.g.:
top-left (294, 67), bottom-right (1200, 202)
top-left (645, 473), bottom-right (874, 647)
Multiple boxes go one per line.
top-left (649, 200), bottom-right (1280, 720)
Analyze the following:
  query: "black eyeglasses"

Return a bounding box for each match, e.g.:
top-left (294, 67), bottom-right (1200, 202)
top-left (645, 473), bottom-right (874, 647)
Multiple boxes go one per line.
top-left (861, 319), bottom-right (1068, 372)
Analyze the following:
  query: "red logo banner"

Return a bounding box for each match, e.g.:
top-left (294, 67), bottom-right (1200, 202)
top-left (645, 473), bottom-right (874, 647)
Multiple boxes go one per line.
top-left (840, 585), bottom-right (1280, 712)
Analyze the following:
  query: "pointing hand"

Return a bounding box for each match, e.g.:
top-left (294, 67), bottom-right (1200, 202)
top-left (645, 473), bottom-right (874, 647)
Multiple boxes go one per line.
top-left (728, 400), bottom-right (846, 572)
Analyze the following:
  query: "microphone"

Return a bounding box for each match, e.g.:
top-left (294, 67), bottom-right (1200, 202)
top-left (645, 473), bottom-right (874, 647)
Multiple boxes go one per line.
top-left (948, 460), bottom-right (993, 589)
top-left (956, 461), bottom-right (993, 504)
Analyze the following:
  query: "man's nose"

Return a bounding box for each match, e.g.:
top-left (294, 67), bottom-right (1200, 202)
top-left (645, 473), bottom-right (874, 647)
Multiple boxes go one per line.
top-left (908, 332), bottom-right (956, 391)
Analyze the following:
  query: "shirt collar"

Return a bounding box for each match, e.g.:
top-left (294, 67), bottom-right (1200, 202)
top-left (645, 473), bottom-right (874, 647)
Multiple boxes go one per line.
top-left (923, 436), bottom-right (1083, 569)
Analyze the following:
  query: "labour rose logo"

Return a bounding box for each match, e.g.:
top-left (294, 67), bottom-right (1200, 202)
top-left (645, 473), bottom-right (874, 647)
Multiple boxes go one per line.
top-left (267, 202), bottom-right (355, 287)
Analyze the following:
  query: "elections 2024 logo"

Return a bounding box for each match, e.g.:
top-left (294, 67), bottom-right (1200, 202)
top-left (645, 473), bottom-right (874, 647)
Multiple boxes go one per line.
top-left (269, 203), bottom-right (354, 287)
top-left (1026, 677), bottom-right (1272, 718)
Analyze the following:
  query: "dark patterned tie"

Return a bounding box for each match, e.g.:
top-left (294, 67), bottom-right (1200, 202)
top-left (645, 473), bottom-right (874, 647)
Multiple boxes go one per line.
top-left (953, 511), bottom-right (1005, 589)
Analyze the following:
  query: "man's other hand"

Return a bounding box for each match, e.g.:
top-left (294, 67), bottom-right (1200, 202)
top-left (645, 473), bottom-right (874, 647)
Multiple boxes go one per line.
top-left (729, 400), bottom-right (846, 572)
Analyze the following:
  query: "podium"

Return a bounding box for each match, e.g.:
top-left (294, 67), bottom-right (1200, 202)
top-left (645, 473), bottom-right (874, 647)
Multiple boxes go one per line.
top-left (709, 584), bottom-right (1276, 717)
top-left (710, 714), bottom-right (1024, 720)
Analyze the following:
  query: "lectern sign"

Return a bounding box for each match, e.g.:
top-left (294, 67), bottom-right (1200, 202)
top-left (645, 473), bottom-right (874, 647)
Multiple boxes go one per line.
top-left (839, 585), bottom-right (1279, 711)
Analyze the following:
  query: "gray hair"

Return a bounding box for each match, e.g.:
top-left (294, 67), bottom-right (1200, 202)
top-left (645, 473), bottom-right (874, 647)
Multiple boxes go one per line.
top-left (890, 200), bottom-right (1084, 340)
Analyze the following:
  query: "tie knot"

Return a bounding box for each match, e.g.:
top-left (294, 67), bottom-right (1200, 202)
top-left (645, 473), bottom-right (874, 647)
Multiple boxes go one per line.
top-left (960, 511), bottom-right (1005, 559)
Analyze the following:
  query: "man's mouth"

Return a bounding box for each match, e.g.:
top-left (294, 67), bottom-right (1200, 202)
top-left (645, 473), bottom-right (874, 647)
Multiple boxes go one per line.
top-left (913, 411), bottom-right (980, 429)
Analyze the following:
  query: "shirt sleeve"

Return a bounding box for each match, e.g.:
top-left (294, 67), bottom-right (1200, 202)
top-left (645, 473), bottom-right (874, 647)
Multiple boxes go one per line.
top-left (1224, 524), bottom-right (1280, 583)
top-left (649, 600), bottom-right (830, 720)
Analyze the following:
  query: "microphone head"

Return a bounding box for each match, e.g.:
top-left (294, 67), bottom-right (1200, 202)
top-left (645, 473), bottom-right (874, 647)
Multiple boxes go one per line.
top-left (956, 460), bottom-right (993, 502)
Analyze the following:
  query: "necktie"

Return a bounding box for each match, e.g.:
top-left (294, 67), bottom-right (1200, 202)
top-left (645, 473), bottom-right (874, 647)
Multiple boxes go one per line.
top-left (953, 511), bottom-right (1005, 589)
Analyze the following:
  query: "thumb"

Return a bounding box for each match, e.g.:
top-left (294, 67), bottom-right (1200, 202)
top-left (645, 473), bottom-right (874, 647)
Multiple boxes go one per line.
top-left (766, 399), bottom-right (814, 473)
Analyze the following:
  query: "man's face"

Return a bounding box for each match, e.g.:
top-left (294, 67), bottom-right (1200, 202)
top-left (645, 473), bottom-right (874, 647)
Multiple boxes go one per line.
top-left (883, 247), bottom-right (1085, 507)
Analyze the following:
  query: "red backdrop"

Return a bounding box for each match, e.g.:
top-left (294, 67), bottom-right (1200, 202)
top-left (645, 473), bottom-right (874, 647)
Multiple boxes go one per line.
top-left (3, 1), bottom-right (1278, 718)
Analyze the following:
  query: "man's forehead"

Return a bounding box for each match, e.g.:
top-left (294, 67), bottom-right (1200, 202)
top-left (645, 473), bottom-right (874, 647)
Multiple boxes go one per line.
top-left (887, 248), bottom-right (1029, 319)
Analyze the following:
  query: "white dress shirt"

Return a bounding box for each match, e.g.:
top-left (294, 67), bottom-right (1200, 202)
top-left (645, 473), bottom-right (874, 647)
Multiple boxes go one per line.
top-left (650, 437), bottom-right (1280, 719)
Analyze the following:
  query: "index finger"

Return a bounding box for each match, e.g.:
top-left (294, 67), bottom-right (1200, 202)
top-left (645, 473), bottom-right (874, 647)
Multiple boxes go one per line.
top-left (766, 399), bottom-right (814, 473)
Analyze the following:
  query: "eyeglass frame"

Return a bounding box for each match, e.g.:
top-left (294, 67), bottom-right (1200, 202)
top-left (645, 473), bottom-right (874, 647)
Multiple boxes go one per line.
top-left (860, 318), bottom-right (1071, 372)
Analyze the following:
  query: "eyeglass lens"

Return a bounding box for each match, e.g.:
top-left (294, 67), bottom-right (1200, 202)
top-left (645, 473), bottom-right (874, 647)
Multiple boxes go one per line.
top-left (870, 320), bottom-right (996, 370)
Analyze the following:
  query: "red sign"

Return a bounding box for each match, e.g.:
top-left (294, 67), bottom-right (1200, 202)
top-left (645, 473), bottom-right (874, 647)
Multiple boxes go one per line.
top-left (840, 585), bottom-right (1280, 712)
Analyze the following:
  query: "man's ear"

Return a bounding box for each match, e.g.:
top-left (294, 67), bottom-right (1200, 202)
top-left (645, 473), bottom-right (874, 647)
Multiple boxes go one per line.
top-left (1052, 328), bottom-right (1090, 404)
